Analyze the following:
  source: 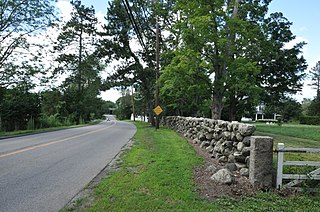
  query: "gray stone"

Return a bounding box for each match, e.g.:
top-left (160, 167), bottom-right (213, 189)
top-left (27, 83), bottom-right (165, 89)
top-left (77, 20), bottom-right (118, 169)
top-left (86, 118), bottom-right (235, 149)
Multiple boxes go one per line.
top-left (210, 169), bottom-right (235, 185)
top-left (237, 142), bottom-right (245, 152)
top-left (218, 156), bottom-right (228, 163)
top-left (228, 155), bottom-right (235, 163)
top-left (230, 132), bottom-right (237, 141)
top-left (206, 146), bottom-right (214, 153)
top-left (223, 131), bottom-right (231, 140)
top-left (235, 162), bottom-right (247, 169)
top-left (224, 140), bottom-right (233, 148)
top-left (205, 165), bottom-right (217, 173)
top-left (239, 125), bottom-right (256, 136)
top-left (200, 141), bottom-right (210, 148)
top-left (241, 147), bottom-right (251, 157)
top-left (206, 133), bottom-right (213, 140)
top-left (223, 148), bottom-right (232, 156)
top-left (232, 123), bottom-right (239, 131)
top-left (245, 156), bottom-right (250, 167)
top-left (198, 133), bottom-right (206, 141)
top-left (240, 168), bottom-right (249, 177)
top-left (236, 132), bottom-right (243, 142)
top-left (243, 136), bottom-right (251, 146)
top-left (225, 163), bottom-right (237, 172)
top-left (234, 152), bottom-right (246, 163)
top-left (249, 136), bottom-right (273, 188)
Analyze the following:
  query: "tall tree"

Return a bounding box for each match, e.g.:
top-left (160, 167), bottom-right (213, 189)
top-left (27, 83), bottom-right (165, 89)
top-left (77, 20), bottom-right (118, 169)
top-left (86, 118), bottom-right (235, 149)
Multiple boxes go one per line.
top-left (54, 0), bottom-right (102, 123)
top-left (257, 12), bottom-right (307, 108)
top-left (99, 0), bottom-right (166, 124)
top-left (164, 0), bottom-right (306, 120)
top-left (309, 61), bottom-right (320, 99)
top-left (0, 0), bottom-right (56, 86)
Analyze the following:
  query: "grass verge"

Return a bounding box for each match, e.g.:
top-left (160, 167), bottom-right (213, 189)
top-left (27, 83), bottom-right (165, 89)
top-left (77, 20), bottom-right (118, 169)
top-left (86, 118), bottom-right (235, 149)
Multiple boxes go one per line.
top-left (87, 122), bottom-right (320, 211)
top-left (0, 120), bottom-right (102, 138)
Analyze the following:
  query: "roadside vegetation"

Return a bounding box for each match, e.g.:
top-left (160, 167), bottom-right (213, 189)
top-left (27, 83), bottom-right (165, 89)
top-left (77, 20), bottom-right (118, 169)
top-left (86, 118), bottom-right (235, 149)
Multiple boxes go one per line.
top-left (85, 122), bottom-right (320, 211)
top-left (0, 119), bottom-right (102, 138)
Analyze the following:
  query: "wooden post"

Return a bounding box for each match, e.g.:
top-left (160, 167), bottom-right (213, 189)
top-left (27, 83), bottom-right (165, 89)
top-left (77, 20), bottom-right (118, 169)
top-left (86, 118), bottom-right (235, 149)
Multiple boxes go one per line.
top-left (277, 143), bottom-right (285, 189)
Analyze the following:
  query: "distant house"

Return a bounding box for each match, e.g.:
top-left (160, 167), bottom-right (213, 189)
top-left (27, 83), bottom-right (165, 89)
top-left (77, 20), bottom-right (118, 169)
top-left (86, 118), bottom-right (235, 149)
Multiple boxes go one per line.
top-left (255, 103), bottom-right (281, 122)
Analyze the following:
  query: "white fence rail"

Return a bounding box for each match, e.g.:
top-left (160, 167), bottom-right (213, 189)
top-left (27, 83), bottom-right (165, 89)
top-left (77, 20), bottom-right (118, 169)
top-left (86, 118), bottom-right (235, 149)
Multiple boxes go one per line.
top-left (276, 143), bottom-right (320, 190)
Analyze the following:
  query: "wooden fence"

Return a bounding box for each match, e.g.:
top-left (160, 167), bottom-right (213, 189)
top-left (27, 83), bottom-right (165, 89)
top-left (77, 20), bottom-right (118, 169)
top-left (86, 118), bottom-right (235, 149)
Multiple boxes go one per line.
top-left (276, 143), bottom-right (320, 191)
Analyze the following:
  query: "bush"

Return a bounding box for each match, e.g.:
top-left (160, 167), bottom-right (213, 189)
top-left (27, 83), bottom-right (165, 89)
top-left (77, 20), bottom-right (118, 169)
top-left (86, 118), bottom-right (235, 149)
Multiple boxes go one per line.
top-left (299, 116), bottom-right (320, 125)
top-left (39, 115), bottom-right (62, 128)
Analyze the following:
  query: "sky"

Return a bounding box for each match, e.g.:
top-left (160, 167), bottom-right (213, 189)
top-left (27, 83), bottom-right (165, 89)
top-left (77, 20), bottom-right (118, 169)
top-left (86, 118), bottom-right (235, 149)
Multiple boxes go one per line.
top-left (56, 0), bottom-right (320, 102)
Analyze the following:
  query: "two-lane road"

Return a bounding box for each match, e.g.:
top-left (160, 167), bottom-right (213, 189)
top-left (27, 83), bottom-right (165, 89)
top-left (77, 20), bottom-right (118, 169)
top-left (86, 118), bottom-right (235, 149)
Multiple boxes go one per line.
top-left (0, 119), bottom-right (136, 212)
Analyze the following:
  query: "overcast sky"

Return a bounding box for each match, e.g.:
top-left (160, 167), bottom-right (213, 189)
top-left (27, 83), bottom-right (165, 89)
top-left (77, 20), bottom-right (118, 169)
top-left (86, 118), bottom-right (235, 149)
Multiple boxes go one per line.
top-left (57, 0), bottom-right (319, 102)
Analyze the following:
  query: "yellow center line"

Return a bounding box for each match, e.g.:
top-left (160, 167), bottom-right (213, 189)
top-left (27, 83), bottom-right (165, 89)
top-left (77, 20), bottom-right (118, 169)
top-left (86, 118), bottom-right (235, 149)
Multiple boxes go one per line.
top-left (0, 121), bottom-right (117, 159)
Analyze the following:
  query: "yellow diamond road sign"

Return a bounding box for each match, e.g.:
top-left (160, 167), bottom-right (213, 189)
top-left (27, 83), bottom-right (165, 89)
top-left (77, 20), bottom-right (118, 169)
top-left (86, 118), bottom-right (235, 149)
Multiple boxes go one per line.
top-left (153, 105), bottom-right (163, 116)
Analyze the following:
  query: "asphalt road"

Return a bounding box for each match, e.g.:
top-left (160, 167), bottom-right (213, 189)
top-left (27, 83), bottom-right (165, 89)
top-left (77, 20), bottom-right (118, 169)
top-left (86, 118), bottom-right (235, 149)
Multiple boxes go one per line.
top-left (0, 118), bottom-right (136, 212)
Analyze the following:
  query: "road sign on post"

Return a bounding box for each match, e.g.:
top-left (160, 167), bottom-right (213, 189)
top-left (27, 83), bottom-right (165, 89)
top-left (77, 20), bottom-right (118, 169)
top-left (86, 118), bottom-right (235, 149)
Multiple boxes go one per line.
top-left (153, 105), bottom-right (163, 116)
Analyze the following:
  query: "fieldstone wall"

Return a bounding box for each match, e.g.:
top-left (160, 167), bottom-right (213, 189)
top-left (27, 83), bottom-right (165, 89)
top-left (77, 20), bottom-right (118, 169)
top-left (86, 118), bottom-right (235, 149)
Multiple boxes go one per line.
top-left (164, 116), bottom-right (273, 187)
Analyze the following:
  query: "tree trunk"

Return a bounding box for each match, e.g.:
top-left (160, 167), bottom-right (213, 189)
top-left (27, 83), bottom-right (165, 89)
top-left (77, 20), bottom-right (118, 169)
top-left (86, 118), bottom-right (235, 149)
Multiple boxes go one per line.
top-left (211, 61), bottom-right (226, 120)
top-left (212, 92), bottom-right (223, 120)
top-left (229, 93), bottom-right (236, 121)
top-left (147, 99), bottom-right (155, 126)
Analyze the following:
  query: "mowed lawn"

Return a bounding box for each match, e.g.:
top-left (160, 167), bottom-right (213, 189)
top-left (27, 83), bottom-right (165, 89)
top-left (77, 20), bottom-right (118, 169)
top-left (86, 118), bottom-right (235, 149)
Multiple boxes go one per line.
top-left (75, 122), bottom-right (320, 212)
top-left (255, 123), bottom-right (320, 147)
top-left (255, 123), bottom-right (320, 176)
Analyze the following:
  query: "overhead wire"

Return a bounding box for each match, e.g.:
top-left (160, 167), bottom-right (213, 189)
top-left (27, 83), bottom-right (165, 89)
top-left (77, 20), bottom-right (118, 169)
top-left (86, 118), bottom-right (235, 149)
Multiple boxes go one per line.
top-left (121, 0), bottom-right (147, 51)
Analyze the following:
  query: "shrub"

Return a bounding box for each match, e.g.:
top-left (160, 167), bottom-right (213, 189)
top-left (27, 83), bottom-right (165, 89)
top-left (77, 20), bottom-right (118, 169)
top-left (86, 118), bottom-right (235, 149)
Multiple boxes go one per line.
top-left (299, 116), bottom-right (320, 125)
top-left (39, 114), bottom-right (62, 128)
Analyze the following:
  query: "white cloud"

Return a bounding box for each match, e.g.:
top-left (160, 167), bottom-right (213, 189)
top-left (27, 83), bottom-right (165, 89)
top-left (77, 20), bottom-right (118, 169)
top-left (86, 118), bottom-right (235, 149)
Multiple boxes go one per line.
top-left (56, 0), bottom-right (73, 21)
top-left (99, 89), bottom-right (121, 102)
top-left (293, 79), bottom-right (316, 102)
top-left (283, 36), bottom-right (307, 49)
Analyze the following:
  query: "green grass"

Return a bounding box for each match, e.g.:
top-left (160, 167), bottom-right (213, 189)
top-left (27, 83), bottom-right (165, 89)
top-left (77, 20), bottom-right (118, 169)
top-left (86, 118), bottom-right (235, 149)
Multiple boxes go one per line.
top-left (87, 122), bottom-right (320, 211)
top-left (255, 123), bottom-right (320, 144)
top-left (255, 123), bottom-right (320, 182)
top-left (0, 120), bottom-right (102, 138)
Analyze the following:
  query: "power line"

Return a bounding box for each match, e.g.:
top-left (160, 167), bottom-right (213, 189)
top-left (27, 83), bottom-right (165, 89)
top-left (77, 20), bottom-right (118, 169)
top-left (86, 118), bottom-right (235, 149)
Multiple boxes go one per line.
top-left (121, 0), bottom-right (147, 51)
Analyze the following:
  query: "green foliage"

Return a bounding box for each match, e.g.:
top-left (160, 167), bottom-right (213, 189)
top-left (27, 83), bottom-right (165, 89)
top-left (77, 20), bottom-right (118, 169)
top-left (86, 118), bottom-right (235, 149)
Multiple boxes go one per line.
top-left (39, 115), bottom-right (63, 128)
top-left (309, 61), bottom-right (320, 98)
top-left (299, 116), bottom-right (320, 125)
top-left (115, 91), bottom-right (132, 120)
top-left (160, 49), bottom-right (211, 117)
top-left (0, 0), bottom-right (56, 86)
top-left (0, 85), bottom-right (41, 131)
top-left (307, 97), bottom-right (320, 116)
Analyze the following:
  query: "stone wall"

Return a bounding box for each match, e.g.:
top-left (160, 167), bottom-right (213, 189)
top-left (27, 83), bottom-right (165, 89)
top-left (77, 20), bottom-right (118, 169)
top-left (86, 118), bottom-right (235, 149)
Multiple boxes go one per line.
top-left (164, 116), bottom-right (273, 187)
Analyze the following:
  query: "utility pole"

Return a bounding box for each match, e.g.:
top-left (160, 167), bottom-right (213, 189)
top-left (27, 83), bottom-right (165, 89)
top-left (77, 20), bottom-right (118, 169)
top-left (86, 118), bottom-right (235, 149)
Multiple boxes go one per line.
top-left (155, 21), bottom-right (160, 129)
top-left (154, 0), bottom-right (160, 130)
top-left (131, 85), bottom-right (135, 121)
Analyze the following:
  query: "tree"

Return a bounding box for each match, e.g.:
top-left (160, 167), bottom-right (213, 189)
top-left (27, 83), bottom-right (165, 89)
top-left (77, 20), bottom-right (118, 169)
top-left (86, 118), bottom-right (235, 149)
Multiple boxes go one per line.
top-left (257, 12), bottom-right (307, 109)
top-left (99, 0), bottom-right (161, 124)
top-left (0, 0), bottom-right (56, 86)
top-left (164, 0), bottom-right (306, 120)
top-left (115, 89), bottom-right (133, 120)
top-left (54, 0), bottom-right (102, 123)
top-left (309, 61), bottom-right (320, 99)
top-left (160, 49), bottom-right (211, 117)
top-left (0, 84), bottom-right (41, 131)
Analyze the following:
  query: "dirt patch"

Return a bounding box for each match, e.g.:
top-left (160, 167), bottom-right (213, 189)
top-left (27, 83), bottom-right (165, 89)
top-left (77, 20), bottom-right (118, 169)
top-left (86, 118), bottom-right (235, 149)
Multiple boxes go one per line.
top-left (190, 139), bottom-right (258, 200)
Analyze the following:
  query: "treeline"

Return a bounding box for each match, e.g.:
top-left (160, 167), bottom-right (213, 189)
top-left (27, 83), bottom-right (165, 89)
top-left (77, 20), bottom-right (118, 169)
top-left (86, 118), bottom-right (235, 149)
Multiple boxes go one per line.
top-left (0, 84), bottom-right (115, 132)
top-left (1, 0), bottom-right (320, 132)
